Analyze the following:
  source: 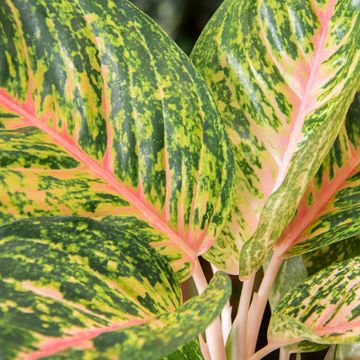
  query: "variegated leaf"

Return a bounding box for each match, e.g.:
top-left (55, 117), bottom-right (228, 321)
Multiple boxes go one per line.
top-left (304, 235), bottom-right (360, 276)
top-left (268, 94), bottom-right (360, 352)
top-left (0, 217), bottom-right (231, 359)
top-left (267, 93), bottom-right (360, 353)
top-left (267, 256), bottom-right (329, 354)
top-left (267, 235), bottom-right (360, 354)
top-left (191, 0), bottom-right (360, 277)
top-left (0, 0), bottom-right (233, 282)
top-left (278, 93), bottom-right (360, 258)
top-left (45, 272), bottom-right (231, 360)
top-left (268, 257), bottom-right (360, 348)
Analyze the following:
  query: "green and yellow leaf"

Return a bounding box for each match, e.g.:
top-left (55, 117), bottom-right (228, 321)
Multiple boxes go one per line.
top-left (267, 91), bottom-right (360, 354)
top-left (191, 0), bottom-right (360, 277)
top-left (268, 235), bottom-right (360, 354)
top-left (304, 235), bottom-right (360, 276)
top-left (0, 0), bottom-right (233, 282)
top-left (48, 271), bottom-right (230, 360)
top-left (268, 257), bottom-right (360, 348)
top-left (278, 93), bottom-right (360, 258)
top-left (0, 217), bottom-right (231, 359)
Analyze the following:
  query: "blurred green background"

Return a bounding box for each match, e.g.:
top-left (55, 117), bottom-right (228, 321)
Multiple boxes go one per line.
top-left (130, 0), bottom-right (222, 54)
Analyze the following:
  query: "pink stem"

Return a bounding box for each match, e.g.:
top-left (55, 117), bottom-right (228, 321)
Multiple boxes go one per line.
top-left (211, 264), bottom-right (232, 342)
top-left (233, 274), bottom-right (255, 360)
top-left (192, 260), bottom-right (226, 360)
top-left (199, 335), bottom-right (212, 360)
top-left (246, 250), bottom-right (284, 357)
top-left (279, 347), bottom-right (290, 360)
top-left (249, 343), bottom-right (280, 360)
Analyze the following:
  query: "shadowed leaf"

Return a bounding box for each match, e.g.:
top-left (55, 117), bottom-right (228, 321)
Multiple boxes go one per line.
top-left (268, 257), bottom-right (360, 348)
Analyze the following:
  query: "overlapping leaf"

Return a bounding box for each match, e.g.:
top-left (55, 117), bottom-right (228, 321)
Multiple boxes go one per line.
top-left (267, 256), bottom-right (328, 354)
top-left (260, 97), bottom-right (359, 349)
top-left (0, 0), bottom-right (233, 281)
top-left (267, 235), bottom-right (360, 355)
top-left (267, 257), bottom-right (324, 354)
top-left (267, 97), bottom-right (360, 353)
top-left (277, 93), bottom-right (360, 258)
top-left (191, 0), bottom-right (360, 276)
top-left (268, 257), bottom-right (360, 348)
top-left (0, 217), bottom-right (231, 359)
top-left (304, 235), bottom-right (360, 276)
top-left (45, 272), bottom-right (230, 360)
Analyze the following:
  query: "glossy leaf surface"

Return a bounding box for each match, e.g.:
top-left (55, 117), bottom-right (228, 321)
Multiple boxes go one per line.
top-left (191, 0), bottom-right (360, 276)
top-left (279, 93), bottom-right (360, 257)
top-left (49, 272), bottom-right (230, 360)
top-left (268, 235), bottom-right (360, 354)
top-left (268, 257), bottom-right (360, 347)
top-left (270, 98), bottom-right (360, 353)
top-left (0, 0), bottom-right (233, 281)
top-left (304, 235), bottom-right (360, 276)
top-left (268, 91), bottom-right (360, 354)
top-left (0, 217), bottom-right (231, 359)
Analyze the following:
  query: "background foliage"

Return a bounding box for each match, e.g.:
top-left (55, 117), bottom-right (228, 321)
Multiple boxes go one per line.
top-left (130, 0), bottom-right (221, 53)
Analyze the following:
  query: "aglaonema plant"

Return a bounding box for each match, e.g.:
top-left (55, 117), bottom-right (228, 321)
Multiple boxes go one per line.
top-left (191, 0), bottom-right (360, 359)
top-left (0, 0), bottom-right (233, 358)
top-left (0, 0), bottom-right (359, 360)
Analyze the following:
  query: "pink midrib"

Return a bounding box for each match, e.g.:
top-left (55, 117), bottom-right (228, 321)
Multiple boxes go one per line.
top-left (0, 90), bottom-right (197, 263)
top-left (276, 152), bottom-right (360, 254)
top-left (315, 318), bottom-right (360, 337)
top-left (23, 318), bottom-right (149, 360)
top-left (273, 0), bottom-right (337, 191)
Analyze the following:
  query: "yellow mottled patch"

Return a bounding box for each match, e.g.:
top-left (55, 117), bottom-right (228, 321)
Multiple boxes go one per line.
top-left (230, 100), bottom-right (241, 109)
top-left (86, 45), bottom-right (101, 72)
top-left (216, 100), bottom-right (226, 113)
top-left (107, 260), bottom-right (118, 271)
top-left (220, 55), bottom-right (227, 68)
top-left (105, 16), bottom-right (117, 28)
top-left (69, 255), bottom-right (88, 267)
top-left (154, 148), bottom-right (165, 172)
top-left (33, 59), bottom-right (48, 108)
top-left (227, 128), bottom-right (241, 146)
top-left (156, 88), bottom-right (165, 100)
top-left (45, 17), bottom-right (55, 32)
top-left (5, 52), bottom-right (16, 78)
top-left (214, 71), bottom-right (225, 82)
top-left (174, 127), bottom-right (190, 147)
top-left (36, 303), bottom-right (48, 313)
top-left (118, 276), bottom-right (147, 299)
top-left (84, 14), bottom-right (99, 24)
top-left (123, 50), bottom-right (130, 59)
top-left (131, 110), bottom-right (138, 119)
top-left (21, 307), bottom-right (34, 314)
top-left (76, 221), bottom-right (89, 231)
top-left (94, 250), bottom-right (107, 259)
top-left (63, 58), bottom-right (76, 102)
top-left (78, 71), bottom-right (104, 139)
